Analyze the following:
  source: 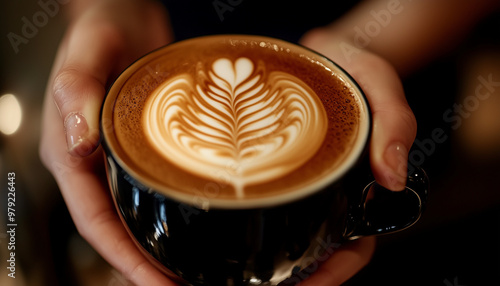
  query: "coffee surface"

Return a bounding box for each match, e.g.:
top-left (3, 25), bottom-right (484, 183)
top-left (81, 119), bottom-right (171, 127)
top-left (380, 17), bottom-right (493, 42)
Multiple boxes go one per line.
top-left (104, 36), bottom-right (366, 204)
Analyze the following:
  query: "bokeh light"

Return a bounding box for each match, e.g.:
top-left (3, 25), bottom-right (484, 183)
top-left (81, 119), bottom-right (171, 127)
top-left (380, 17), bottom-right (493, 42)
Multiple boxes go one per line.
top-left (0, 93), bottom-right (23, 135)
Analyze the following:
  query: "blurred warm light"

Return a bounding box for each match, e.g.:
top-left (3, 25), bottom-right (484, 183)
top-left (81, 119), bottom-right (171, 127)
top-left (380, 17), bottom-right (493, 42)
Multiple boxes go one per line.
top-left (0, 94), bottom-right (22, 135)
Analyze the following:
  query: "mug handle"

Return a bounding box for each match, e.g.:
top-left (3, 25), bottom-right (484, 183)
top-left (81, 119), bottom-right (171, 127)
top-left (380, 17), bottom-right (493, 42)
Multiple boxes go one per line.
top-left (344, 167), bottom-right (429, 240)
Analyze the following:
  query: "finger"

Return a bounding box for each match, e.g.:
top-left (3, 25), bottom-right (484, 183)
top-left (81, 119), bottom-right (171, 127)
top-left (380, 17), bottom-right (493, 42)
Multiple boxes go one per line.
top-left (347, 53), bottom-right (417, 191)
top-left (58, 167), bottom-right (177, 286)
top-left (51, 20), bottom-right (125, 157)
top-left (41, 93), bottom-right (176, 286)
top-left (300, 30), bottom-right (417, 191)
top-left (299, 237), bottom-right (376, 286)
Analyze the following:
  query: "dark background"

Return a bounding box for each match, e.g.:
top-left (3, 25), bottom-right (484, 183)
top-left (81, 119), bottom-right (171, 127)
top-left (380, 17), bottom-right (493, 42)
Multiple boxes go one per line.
top-left (1, 1), bottom-right (499, 285)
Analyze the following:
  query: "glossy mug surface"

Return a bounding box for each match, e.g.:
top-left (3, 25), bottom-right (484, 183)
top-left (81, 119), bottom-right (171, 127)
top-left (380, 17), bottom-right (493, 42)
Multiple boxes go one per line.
top-left (101, 35), bottom-right (428, 285)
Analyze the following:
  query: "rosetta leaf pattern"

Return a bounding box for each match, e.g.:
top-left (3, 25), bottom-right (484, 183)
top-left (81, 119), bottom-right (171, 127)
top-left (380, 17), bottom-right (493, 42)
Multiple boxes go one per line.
top-left (143, 57), bottom-right (327, 197)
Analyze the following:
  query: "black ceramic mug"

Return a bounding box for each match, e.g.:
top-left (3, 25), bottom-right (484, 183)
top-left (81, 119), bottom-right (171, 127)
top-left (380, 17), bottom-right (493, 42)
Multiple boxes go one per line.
top-left (100, 35), bottom-right (429, 286)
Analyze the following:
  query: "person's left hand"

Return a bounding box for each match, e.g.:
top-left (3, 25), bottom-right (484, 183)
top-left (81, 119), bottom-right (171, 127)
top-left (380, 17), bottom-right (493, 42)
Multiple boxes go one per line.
top-left (294, 26), bottom-right (417, 286)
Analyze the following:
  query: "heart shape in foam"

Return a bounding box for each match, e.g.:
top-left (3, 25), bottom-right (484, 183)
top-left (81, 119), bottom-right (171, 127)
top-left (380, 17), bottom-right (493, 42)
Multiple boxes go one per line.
top-left (143, 58), bottom-right (327, 198)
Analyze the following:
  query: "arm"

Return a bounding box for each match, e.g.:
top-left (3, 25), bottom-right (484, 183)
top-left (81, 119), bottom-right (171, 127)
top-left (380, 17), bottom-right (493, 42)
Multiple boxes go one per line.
top-left (300, 0), bottom-right (499, 192)
top-left (302, 0), bottom-right (500, 76)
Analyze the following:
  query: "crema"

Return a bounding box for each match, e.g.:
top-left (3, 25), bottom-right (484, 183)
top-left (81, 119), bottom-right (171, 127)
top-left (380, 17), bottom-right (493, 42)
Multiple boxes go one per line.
top-left (103, 35), bottom-right (367, 203)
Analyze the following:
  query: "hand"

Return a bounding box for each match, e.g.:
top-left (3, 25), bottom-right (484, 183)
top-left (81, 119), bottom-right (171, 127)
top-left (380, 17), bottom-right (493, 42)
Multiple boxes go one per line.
top-left (296, 27), bottom-right (418, 285)
top-left (39, 1), bottom-right (176, 285)
top-left (301, 28), bottom-right (417, 193)
top-left (39, 3), bottom-right (415, 284)
top-left (296, 237), bottom-right (376, 286)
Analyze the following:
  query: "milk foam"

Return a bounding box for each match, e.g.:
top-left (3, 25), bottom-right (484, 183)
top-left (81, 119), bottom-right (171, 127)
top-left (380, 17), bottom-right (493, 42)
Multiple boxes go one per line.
top-left (143, 58), bottom-right (328, 198)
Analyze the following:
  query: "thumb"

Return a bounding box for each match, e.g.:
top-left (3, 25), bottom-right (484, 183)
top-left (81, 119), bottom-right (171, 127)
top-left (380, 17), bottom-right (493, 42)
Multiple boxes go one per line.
top-left (52, 23), bottom-right (124, 157)
top-left (350, 54), bottom-right (417, 191)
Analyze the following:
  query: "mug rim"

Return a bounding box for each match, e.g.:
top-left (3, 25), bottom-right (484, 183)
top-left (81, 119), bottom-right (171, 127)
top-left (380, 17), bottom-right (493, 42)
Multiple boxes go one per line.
top-left (100, 34), bottom-right (372, 209)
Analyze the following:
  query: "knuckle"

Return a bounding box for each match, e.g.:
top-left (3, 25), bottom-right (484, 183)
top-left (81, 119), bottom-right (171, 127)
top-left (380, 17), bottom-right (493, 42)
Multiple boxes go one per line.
top-left (402, 107), bottom-right (417, 132)
top-left (395, 102), bottom-right (418, 136)
top-left (391, 103), bottom-right (418, 142)
top-left (52, 66), bottom-right (105, 115)
top-left (52, 67), bottom-right (81, 111)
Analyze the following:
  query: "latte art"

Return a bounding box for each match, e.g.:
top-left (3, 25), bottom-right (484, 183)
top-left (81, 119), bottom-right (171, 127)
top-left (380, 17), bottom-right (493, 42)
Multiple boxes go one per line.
top-left (143, 58), bottom-right (328, 197)
top-left (104, 35), bottom-right (366, 204)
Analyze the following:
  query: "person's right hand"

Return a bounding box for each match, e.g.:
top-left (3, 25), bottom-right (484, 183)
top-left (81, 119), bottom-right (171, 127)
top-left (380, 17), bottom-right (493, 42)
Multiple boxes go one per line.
top-left (39, 0), bottom-right (176, 285)
top-left (50, 0), bottom-right (173, 157)
top-left (294, 25), bottom-right (418, 286)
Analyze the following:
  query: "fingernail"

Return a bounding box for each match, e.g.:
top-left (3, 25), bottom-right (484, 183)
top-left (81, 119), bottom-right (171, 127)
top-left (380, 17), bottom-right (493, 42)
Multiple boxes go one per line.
top-left (64, 112), bottom-right (96, 156)
top-left (383, 143), bottom-right (408, 191)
